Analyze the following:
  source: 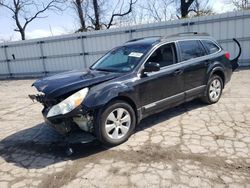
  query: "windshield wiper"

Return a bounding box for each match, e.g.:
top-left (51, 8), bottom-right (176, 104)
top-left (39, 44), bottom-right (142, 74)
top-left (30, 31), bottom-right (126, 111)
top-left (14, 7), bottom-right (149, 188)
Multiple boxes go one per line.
top-left (93, 68), bottom-right (125, 73)
top-left (93, 68), bottom-right (115, 72)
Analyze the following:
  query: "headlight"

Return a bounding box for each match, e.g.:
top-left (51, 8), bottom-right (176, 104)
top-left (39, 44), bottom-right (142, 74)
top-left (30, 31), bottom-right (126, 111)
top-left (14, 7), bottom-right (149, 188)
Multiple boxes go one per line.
top-left (47, 88), bottom-right (89, 118)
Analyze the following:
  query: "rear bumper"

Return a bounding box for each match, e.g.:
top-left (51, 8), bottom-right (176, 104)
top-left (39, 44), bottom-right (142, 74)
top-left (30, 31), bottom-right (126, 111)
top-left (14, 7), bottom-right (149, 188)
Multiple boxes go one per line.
top-left (225, 67), bottom-right (233, 85)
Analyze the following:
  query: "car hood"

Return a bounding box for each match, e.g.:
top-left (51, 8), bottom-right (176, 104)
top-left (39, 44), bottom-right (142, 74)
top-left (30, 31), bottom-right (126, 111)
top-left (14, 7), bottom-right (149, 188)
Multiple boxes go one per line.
top-left (32, 69), bottom-right (122, 98)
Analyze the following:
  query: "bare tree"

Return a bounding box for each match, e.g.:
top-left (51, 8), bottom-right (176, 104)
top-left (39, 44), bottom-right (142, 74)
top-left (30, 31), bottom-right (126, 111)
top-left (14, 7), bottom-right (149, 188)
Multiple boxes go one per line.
top-left (175, 0), bottom-right (212, 18)
top-left (233, 0), bottom-right (250, 10)
top-left (72, 0), bottom-right (137, 31)
top-left (92, 0), bottom-right (101, 30)
top-left (73, 0), bottom-right (87, 32)
top-left (0, 0), bottom-right (65, 40)
top-left (189, 0), bottom-right (213, 17)
top-left (180, 0), bottom-right (195, 18)
top-left (105, 0), bottom-right (136, 29)
top-left (91, 0), bottom-right (137, 29)
top-left (139, 0), bottom-right (174, 22)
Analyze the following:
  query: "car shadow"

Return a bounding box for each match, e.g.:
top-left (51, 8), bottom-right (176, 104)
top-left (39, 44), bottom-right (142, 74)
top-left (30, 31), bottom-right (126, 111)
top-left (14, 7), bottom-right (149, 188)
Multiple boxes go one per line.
top-left (137, 99), bottom-right (206, 132)
top-left (0, 99), bottom-right (207, 169)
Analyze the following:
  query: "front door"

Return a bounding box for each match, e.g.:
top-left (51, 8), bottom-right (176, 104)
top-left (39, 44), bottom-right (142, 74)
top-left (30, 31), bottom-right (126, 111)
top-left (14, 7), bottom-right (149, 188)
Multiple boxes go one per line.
top-left (135, 42), bottom-right (185, 115)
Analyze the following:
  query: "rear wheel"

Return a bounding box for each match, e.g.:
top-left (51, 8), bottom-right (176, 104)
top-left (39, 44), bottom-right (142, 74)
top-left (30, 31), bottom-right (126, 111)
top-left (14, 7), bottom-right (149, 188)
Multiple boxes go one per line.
top-left (95, 100), bottom-right (136, 146)
top-left (201, 75), bottom-right (223, 104)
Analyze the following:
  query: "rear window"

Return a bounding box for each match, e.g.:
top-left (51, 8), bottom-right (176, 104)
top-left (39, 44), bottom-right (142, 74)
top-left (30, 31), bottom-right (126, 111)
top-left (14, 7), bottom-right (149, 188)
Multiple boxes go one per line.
top-left (202, 40), bottom-right (220, 54)
top-left (178, 40), bottom-right (206, 61)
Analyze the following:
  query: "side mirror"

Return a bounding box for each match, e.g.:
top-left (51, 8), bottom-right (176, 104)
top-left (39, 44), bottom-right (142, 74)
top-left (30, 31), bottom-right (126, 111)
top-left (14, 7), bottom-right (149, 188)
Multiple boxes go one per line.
top-left (143, 62), bottom-right (160, 73)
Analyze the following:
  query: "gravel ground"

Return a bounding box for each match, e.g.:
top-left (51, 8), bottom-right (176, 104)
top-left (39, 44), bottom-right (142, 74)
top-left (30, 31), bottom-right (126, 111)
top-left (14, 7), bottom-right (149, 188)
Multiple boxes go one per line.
top-left (0, 69), bottom-right (250, 188)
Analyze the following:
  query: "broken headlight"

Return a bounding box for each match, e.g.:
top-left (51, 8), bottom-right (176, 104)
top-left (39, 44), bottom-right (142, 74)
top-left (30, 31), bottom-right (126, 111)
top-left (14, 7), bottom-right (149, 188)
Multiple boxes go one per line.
top-left (47, 88), bottom-right (89, 118)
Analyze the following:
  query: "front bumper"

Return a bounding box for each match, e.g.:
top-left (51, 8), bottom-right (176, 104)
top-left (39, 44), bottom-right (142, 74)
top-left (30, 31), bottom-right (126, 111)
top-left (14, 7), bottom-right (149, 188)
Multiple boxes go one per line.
top-left (42, 106), bottom-right (89, 135)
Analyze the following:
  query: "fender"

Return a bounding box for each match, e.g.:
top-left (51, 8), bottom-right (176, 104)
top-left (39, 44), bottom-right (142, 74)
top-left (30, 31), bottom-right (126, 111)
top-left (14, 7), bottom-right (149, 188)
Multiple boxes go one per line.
top-left (83, 82), bottom-right (138, 110)
top-left (206, 63), bottom-right (225, 83)
top-left (230, 38), bottom-right (242, 71)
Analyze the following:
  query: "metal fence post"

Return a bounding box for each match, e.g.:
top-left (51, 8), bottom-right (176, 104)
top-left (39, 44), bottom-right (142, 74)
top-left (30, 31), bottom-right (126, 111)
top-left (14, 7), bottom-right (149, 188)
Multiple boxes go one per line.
top-left (3, 44), bottom-right (12, 78)
top-left (38, 41), bottom-right (47, 75)
top-left (125, 29), bottom-right (135, 41)
top-left (129, 29), bottom-right (133, 40)
top-left (79, 36), bottom-right (88, 69)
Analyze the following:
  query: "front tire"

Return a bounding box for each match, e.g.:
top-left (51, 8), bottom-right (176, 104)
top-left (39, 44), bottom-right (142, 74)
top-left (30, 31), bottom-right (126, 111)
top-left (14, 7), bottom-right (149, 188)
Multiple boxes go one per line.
top-left (201, 75), bottom-right (223, 104)
top-left (95, 100), bottom-right (136, 146)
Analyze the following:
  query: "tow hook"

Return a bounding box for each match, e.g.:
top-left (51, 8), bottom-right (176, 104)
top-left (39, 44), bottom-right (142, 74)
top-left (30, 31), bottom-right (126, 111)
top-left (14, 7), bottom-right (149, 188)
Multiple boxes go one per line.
top-left (65, 147), bottom-right (74, 156)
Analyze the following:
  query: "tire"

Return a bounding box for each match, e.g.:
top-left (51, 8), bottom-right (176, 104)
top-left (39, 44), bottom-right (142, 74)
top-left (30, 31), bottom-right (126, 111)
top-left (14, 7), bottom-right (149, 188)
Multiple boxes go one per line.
top-left (95, 100), bottom-right (136, 146)
top-left (201, 75), bottom-right (223, 104)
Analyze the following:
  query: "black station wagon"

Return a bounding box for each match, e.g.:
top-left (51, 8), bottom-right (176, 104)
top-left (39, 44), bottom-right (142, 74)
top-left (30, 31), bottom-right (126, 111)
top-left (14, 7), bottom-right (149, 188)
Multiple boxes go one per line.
top-left (30, 32), bottom-right (241, 146)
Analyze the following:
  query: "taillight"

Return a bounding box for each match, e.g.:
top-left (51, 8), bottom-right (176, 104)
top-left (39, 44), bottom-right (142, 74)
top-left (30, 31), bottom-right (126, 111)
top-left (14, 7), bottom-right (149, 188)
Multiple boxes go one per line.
top-left (224, 52), bottom-right (230, 60)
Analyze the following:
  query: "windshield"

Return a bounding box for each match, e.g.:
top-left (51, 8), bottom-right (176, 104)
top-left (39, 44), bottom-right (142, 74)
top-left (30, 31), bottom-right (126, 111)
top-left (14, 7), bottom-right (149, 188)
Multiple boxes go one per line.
top-left (91, 45), bottom-right (151, 72)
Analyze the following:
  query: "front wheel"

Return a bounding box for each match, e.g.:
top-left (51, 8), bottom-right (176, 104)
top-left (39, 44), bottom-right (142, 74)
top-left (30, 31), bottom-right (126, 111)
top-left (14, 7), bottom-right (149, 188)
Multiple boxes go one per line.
top-left (95, 100), bottom-right (136, 146)
top-left (201, 75), bottom-right (223, 104)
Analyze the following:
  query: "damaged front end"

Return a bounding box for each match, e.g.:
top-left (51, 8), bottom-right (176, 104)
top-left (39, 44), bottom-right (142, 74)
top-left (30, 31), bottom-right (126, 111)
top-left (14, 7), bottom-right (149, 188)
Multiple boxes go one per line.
top-left (42, 107), bottom-right (94, 136)
top-left (29, 93), bottom-right (46, 104)
top-left (29, 88), bottom-right (95, 137)
top-left (28, 69), bottom-right (121, 138)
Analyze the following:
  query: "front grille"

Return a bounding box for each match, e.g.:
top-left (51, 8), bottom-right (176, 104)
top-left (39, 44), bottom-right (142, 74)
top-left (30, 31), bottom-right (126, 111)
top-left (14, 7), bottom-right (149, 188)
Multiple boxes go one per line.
top-left (29, 94), bottom-right (58, 107)
top-left (42, 97), bottom-right (58, 107)
top-left (35, 94), bottom-right (46, 103)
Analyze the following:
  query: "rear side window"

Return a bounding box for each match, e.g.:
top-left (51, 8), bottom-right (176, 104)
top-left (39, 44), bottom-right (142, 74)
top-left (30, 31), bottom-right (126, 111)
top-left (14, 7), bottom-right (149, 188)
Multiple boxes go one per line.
top-left (178, 40), bottom-right (206, 61)
top-left (202, 40), bottom-right (220, 54)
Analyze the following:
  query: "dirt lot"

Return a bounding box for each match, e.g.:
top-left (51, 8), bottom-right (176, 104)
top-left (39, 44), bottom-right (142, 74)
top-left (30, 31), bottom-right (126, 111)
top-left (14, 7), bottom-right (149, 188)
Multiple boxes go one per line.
top-left (0, 69), bottom-right (250, 188)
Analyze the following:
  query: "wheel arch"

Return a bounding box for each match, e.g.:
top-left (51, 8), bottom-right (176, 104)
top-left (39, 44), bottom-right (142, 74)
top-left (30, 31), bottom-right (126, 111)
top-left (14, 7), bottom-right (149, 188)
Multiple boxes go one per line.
top-left (93, 95), bottom-right (138, 145)
top-left (105, 95), bottom-right (139, 124)
top-left (201, 66), bottom-right (225, 104)
top-left (208, 67), bottom-right (225, 88)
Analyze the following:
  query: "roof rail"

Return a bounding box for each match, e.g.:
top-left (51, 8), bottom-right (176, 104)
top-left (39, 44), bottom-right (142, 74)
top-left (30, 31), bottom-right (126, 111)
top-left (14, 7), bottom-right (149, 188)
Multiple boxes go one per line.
top-left (164, 32), bottom-right (209, 38)
top-left (125, 36), bottom-right (161, 43)
top-left (126, 38), bottom-right (145, 43)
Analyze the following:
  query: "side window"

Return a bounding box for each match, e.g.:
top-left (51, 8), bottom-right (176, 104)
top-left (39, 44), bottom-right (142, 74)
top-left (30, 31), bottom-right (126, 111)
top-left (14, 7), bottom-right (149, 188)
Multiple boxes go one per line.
top-left (202, 40), bottom-right (220, 54)
top-left (147, 43), bottom-right (176, 68)
top-left (179, 40), bottom-right (206, 61)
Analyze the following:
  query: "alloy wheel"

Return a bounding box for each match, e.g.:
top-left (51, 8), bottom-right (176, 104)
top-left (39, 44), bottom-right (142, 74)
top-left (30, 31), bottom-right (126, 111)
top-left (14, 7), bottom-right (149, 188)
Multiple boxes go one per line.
top-left (105, 108), bottom-right (131, 140)
top-left (209, 78), bottom-right (222, 102)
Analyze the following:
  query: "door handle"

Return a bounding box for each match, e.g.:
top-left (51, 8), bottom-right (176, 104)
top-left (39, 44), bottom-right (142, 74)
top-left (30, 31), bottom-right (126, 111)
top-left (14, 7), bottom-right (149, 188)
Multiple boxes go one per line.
top-left (173, 69), bottom-right (183, 76)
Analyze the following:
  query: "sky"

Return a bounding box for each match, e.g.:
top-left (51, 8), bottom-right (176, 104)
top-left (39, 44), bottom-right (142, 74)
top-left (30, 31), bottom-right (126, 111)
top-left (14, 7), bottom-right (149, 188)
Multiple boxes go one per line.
top-left (0, 0), bottom-right (235, 42)
top-left (212, 0), bottom-right (235, 12)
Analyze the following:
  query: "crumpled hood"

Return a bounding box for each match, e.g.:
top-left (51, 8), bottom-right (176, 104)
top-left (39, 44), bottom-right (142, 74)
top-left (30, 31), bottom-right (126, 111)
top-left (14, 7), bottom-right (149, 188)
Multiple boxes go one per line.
top-left (32, 69), bottom-right (122, 98)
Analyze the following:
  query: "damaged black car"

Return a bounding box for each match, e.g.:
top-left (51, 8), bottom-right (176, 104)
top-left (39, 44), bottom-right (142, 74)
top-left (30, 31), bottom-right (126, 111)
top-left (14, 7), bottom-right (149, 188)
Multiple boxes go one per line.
top-left (29, 32), bottom-right (241, 146)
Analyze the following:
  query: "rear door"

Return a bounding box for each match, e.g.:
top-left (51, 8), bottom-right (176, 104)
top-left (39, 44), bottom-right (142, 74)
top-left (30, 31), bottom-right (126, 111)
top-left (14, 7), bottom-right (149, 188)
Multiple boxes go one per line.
top-left (177, 40), bottom-right (208, 99)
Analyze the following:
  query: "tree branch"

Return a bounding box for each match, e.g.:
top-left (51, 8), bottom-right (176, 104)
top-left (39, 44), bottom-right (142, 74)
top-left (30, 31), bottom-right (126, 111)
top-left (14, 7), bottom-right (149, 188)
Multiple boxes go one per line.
top-left (0, 1), bottom-right (15, 13)
top-left (106, 0), bottom-right (136, 29)
top-left (0, 0), bottom-right (65, 40)
top-left (23, 0), bottom-right (62, 30)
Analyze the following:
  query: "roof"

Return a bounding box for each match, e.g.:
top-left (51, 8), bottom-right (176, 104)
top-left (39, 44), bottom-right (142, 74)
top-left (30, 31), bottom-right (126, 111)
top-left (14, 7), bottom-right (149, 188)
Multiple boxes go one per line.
top-left (162, 32), bottom-right (214, 42)
top-left (124, 32), bottom-right (214, 46)
top-left (164, 32), bottom-right (209, 38)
